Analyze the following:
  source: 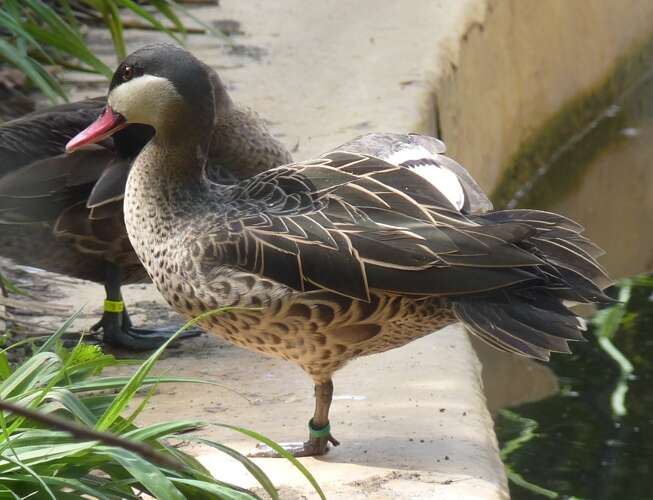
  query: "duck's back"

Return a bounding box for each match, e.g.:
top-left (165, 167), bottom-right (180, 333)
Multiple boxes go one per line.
top-left (0, 98), bottom-right (105, 176)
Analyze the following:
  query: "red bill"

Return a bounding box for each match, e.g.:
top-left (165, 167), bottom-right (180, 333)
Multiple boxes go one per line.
top-left (66, 106), bottom-right (127, 153)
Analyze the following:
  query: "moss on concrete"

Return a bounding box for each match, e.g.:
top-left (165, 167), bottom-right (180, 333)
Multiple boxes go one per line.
top-left (491, 34), bottom-right (653, 208)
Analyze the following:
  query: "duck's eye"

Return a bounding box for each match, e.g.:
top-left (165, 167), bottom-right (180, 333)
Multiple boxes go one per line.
top-left (122, 65), bottom-right (134, 82)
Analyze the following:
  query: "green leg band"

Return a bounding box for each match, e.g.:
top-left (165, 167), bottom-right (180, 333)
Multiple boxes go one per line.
top-left (104, 300), bottom-right (125, 313)
top-left (308, 419), bottom-right (331, 438)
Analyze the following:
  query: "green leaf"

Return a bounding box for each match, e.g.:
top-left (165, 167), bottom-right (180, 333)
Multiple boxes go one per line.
top-left (114, 0), bottom-right (181, 44)
top-left (56, 0), bottom-right (80, 30)
top-left (35, 309), bottom-right (84, 355)
top-left (0, 452), bottom-right (57, 499)
top-left (95, 446), bottom-right (186, 500)
top-left (67, 375), bottom-right (217, 392)
top-left (186, 436), bottom-right (278, 500)
top-left (123, 419), bottom-right (205, 442)
top-left (592, 280), bottom-right (631, 339)
top-left (150, 0), bottom-right (186, 35)
top-left (0, 272), bottom-right (29, 296)
top-left (172, 478), bottom-right (258, 499)
top-left (0, 352), bottom-right (61, 399)
top-left (66, 343), bottom-right (104, 365)
top-left (103, 1), bottom-right (127, 61)
top-left (0, 311), bottom-right (299, 499)
top-left (0, 441), bottom-right (97, 473)
top-left (0, 39), bottom-right (65, 102)
top-left (115, 381), bottom-right (159, 433)
top-left (43, 388), bottom-right (98, 427)
top-left (219, 424), bottom-right (327, 500)
top-left (0, 9), bottom-right (54, 64)
top-left (96, 310), bottom-right (227, 431)
top-left (0, 353), bottom-right (12, 381)
top-left (23, 23), bottom-right (112, 77)
top-left (0, 337), bottom-right (49, 356)
top-left (169, 0), bottom-right (231, 41)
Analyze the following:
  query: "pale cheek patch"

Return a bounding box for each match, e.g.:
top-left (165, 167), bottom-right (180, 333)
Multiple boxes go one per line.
top-left (108, 74), bottom-right (181, 126)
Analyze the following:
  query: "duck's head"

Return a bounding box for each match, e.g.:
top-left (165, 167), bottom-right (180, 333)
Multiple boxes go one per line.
top-left (66, 44), bottom-right (217, 153)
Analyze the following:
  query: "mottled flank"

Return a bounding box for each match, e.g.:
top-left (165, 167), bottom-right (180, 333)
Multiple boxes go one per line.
top-left (162, 266), bottom-right (456, 383)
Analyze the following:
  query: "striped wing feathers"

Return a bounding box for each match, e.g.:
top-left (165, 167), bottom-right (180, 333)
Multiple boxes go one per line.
top-left (194, 152), bottom-right (550, 300)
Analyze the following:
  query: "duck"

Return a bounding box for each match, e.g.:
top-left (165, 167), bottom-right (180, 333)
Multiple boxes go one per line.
top-left (66, 43), bottom-right (613, 456)
top-left (0, 57), bottom-right (292, 350)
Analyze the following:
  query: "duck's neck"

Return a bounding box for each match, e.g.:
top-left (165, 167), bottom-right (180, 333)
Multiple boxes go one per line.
top-left (123, 134), bottom-right (210, 268)
top-left (210, 107), bottom-right (292, 179)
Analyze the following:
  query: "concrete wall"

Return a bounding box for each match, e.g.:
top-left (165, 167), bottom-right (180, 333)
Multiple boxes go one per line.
top-left (436, 0), bottom-right (653, 194)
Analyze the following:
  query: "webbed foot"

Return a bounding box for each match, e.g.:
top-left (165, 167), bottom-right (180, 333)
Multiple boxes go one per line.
top-left (91, 310), bottom-right (202, 351)
top-left (248, 420), bottom-right (339, 458)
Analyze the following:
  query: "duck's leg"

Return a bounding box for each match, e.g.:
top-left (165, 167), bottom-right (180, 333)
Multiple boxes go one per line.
top-left (250, 379), bottom-right (340, 458)
top-left (90, 262), bottom-right (201, 350)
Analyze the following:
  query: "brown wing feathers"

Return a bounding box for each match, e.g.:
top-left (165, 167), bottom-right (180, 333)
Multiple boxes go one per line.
top-left (201, 152), bottom-right (605, 299)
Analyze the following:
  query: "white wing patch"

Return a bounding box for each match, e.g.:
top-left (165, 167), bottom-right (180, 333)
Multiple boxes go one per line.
top-left (409, 164), bottom-right (465, 210)
top-left (385, 145), bottom-right (434, 166)
top-left (385, 146), bottom-right (466, 210)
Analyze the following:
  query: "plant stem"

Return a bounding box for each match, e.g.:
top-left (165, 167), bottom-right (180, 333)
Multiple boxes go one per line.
top-left (0, 398), bottom-right (184, 470)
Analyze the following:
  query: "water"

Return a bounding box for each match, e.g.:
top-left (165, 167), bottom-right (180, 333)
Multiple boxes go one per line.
top-left (493, 71), bottom-right (653, 499)
top-left (497, 277), bottom-right (653, 499)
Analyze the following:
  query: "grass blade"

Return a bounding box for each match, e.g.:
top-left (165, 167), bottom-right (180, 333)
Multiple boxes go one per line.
top-left (0, 352), bottom-right (12, 381)
top-left (0, 352), bottom-right (60, 399)
top-left (95, 446), bottom-right (186, 500)
top-left (114, 0), bottom-right (181, 43)
top-left (219, 424), bottom-right (326, 500)
top-left (0, 452), bottom-right (57, 500)
top-left (103, 1), bottom-right (127, 61)
top-left (23, 23), bottom-right (112, 77)
top-left (67, 375), bottom-right (219, 392)
top-left (186, 436), bottom-right (278, 500)
top-left (123, 420), bottom-right (205, 442)
top-left (95, 309), bottom-right (227, 432)
top-left (0, 272), bottom-right (29, 296)
top-left (0, 9), bottom-right (54, 64)
top-left (44, 388), bottom-right (97, 426)
top-left (35, 308), bottom-right (84, 355)
top-left (0, 40), bottom-right (65, 102)
top-left (169, 0), bottom-right (231, 41)
top-left (172, 478), bottom-right (259, 500)
top-left (149, 0), bottom-right (185, 35)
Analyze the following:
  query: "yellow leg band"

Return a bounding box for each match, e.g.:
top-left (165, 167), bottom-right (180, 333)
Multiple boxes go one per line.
top-left (104, 300), bottom-right (125, 313)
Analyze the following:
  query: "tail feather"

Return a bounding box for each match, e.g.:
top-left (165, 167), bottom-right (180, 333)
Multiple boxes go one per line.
top-left (532, 237), bottom-right (612, 288)
top-left (566, 236), bottom-right (605, 259)
top-left (453, 208), bottom-right (613, 360)
top-left (452, 292), bottom-right (584, 361)
top-left (456, 303), bottom-right (554, 360)
top-left (508, 302), bottom-right (585, 341)
top-left (478, 209), bottom-right (584, 232)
